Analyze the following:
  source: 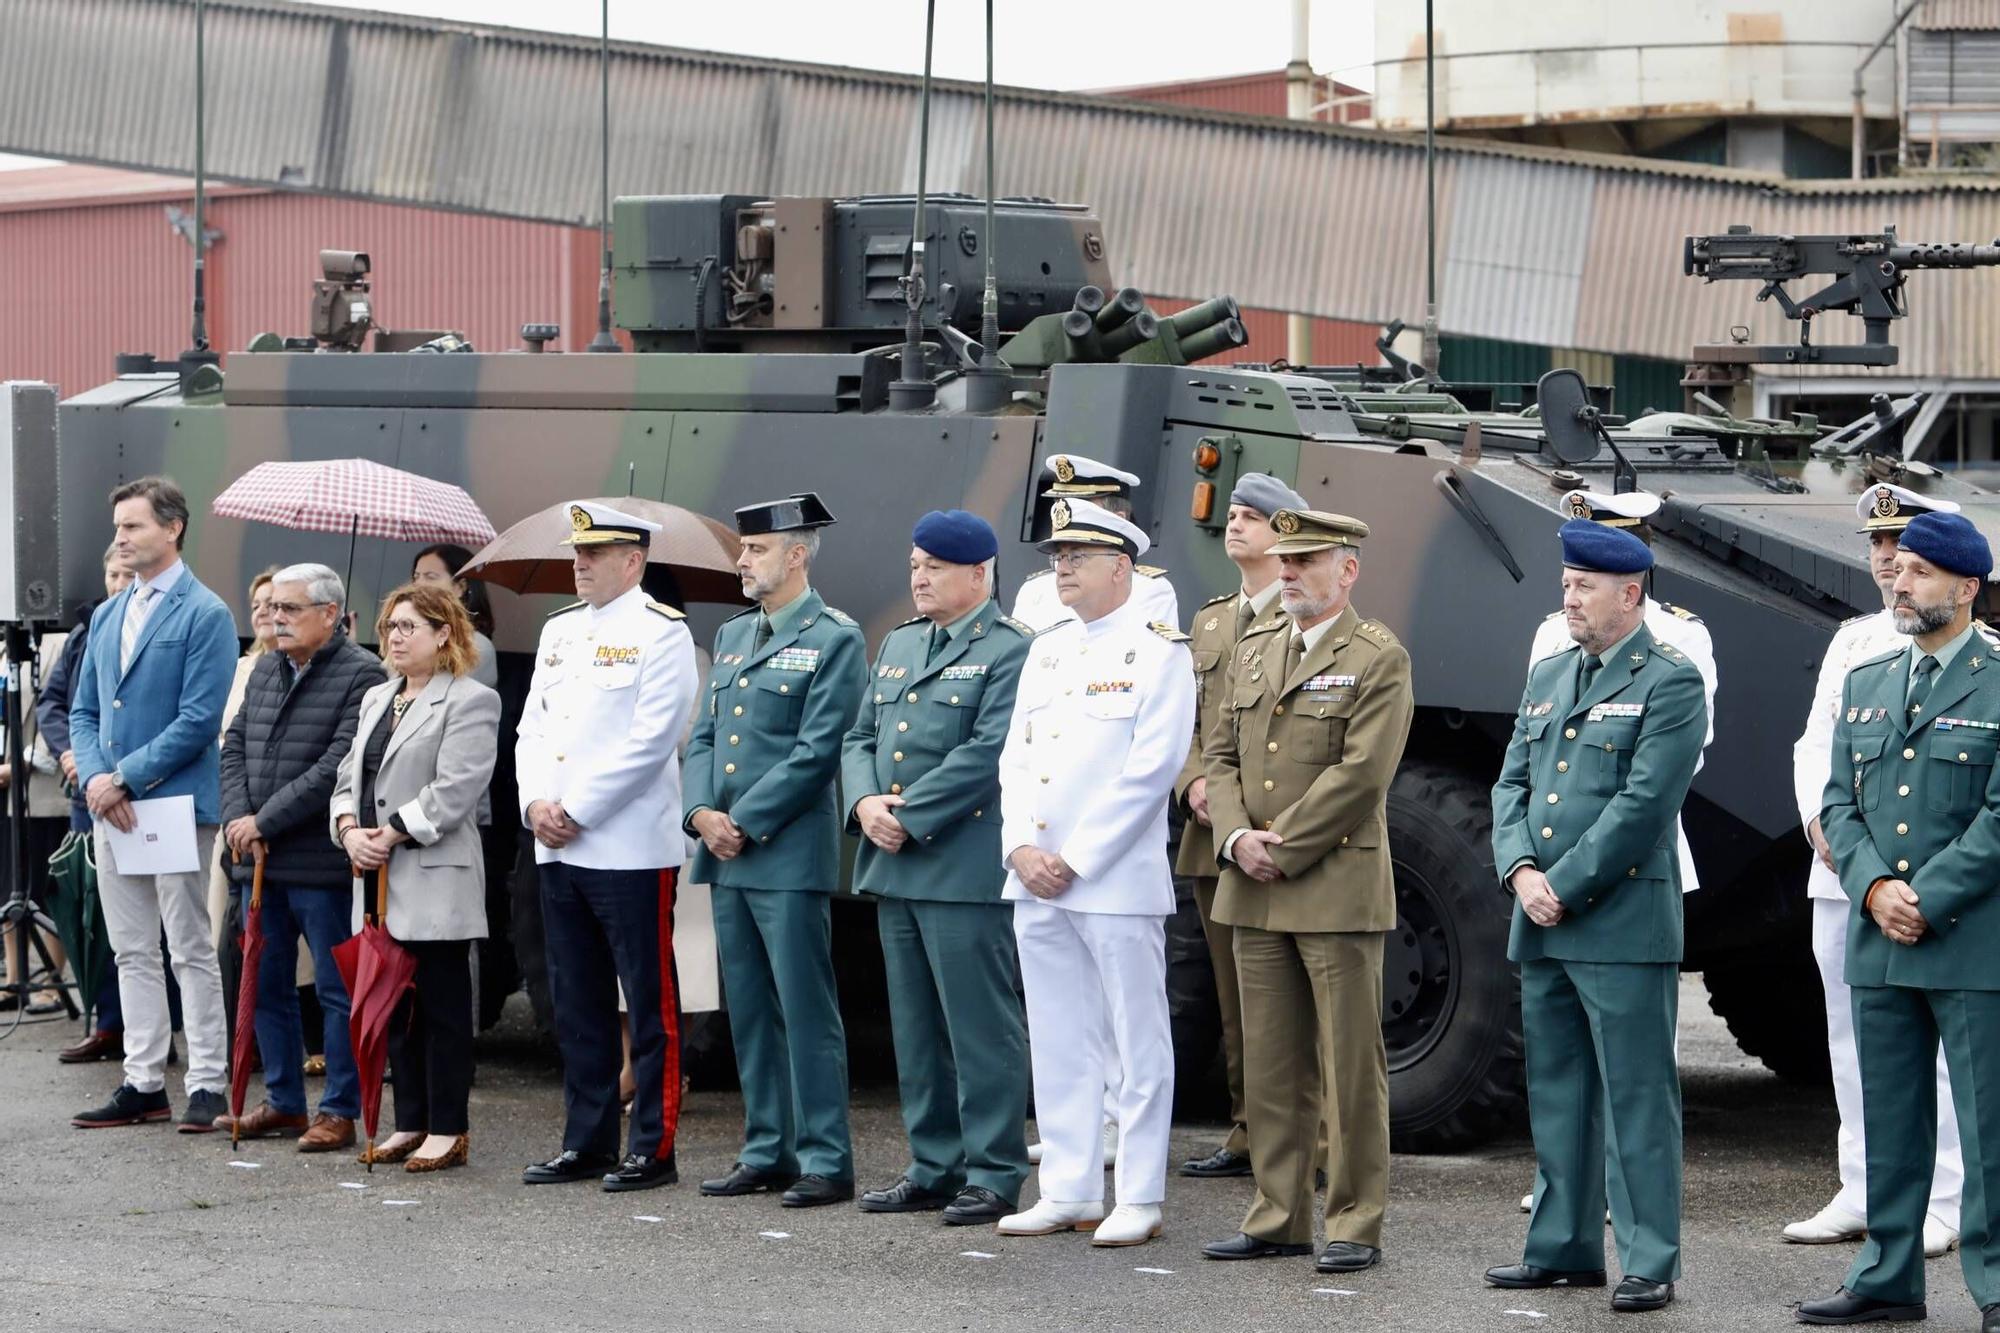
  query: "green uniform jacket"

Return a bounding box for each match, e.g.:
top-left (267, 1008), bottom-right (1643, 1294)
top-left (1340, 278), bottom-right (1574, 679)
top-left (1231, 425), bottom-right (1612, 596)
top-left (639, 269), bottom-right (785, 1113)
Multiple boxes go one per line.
top-left (1172, 588), bottom-right (1290, 877)
top-left (1492, 624), bottom-right (1705, 964)
top-left (1821, 639), bottom-right (2000, 991)
top-left (683, 588), bottom-right (866, 891)
top-left (840, 599), bottom-right (1031, 903)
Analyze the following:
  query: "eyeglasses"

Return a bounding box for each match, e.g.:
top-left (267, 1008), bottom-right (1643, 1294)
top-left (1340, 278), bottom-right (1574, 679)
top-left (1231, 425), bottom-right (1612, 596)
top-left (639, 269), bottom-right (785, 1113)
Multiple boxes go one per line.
top-left (383, 619), bottom-right (437, 639)
top-left (269, 600), bottom-right (331, 616)
top-left (1046, 551), bottom-right (1118, 572)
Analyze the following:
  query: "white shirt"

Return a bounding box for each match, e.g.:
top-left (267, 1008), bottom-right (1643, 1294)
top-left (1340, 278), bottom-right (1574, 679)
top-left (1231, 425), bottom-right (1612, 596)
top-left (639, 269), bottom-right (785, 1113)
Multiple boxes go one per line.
top-left (1011, 565), bottom-right (1181, 635)
top-left (514, 584), bottom-right (697, 870)
top-left (1529, 596), bottom-right (1716, 892)
top-left (1793, 607), bottom-right (1905, 902)
top-left (999, 593), bottom-right (1196, 915)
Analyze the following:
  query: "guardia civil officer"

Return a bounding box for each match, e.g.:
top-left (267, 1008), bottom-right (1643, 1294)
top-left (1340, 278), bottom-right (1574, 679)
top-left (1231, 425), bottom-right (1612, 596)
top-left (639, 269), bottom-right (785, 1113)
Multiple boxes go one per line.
top-left (1786, 483), bottom-right (1964, 1257)
top-left (1172, 472), bottom-right (1305, 1179)
top-left (995, 497), bottom-right (1195, 1249)
top-left (1198, 508), bottom-right (1412, 1275)
top-left (516, 502), bottom-right (697, 1194)
top-left (687, 493), bottom-right (867, 1208)
top-left (1797, 510), bottom-right (2000, 1332)
top-left (841, 510), bottom-right (1034, 1226)
top-left (1486, 519), bottom-right (1706, 1314)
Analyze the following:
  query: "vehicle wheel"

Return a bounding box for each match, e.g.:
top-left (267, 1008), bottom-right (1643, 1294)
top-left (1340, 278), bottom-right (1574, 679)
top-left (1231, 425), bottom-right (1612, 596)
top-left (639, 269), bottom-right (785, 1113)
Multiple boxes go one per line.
top-left (1702, 946), bottom-right (1831, 1085)
top-left (1384, 761), bottom-right (1525, 1153)
top-left (508, 839), bottom-right (554, 1036)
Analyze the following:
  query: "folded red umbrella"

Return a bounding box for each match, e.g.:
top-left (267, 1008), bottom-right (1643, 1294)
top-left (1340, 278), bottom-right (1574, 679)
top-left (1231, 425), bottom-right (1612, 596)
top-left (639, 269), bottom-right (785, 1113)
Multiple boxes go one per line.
top-left (227, 849), bottom-right (267, 1149)
top-left (332, 866), bottom-right (415, 1171)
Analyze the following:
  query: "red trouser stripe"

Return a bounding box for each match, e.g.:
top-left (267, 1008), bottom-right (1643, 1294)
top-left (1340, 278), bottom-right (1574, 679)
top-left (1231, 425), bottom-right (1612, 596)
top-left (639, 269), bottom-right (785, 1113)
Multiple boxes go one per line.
top-left (654, 868), bottom-right (682, 1159)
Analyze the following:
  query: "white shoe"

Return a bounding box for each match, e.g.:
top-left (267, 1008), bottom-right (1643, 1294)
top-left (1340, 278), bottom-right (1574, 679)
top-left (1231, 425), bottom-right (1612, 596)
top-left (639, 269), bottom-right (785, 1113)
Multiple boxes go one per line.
top-left (1027, 1140), bottom-right (1045, 1165)
top-left (1924, 1214), bottom-right (1960, 1259)
top-left (1102, 1121), bottom-right (1118, 1169)
top-left (997, 1198), bottom-right (1105, 1236)
top-left (1782, 1203), bottom-right (1867, 1245)
top-left (1519, 1191), bottom-right (1532, 1213)
top-left (1089, 1202), bottom-right (1162, 1247)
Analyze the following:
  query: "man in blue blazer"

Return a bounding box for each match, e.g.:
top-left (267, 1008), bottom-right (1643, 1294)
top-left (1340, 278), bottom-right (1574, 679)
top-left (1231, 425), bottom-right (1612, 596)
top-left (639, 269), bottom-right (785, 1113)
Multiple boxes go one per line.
top-left (68, 477), bottom-right (240, 1132)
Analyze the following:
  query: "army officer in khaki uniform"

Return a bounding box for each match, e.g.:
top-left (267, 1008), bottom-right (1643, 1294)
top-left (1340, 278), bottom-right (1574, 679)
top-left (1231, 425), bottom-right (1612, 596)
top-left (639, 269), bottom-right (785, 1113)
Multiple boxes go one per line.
top-left (1173, 472), bottom-right (1304, 1180)
top-left (1199, 508), bottom-right (1413, 1275)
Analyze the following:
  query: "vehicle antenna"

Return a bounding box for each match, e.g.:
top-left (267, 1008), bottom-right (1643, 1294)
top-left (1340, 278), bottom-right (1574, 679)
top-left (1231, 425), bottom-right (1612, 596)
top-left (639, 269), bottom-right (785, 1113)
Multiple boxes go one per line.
top-left (178, 0), bottom-right (220, 388)
top-left (965, 0), bottom-right (1011, 412)
top-left (889, 0), bottom-right (940, 410)
top-left (1421, 0), bottom-right (1441, 383)
top-left (586, 0), bottom-right (621, 353)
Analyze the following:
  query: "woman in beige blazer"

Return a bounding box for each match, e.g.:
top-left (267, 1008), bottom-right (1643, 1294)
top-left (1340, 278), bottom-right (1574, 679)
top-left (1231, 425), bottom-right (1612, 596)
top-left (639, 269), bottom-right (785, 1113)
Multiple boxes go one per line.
top-left (330, 582), bottom-right (499, 1173)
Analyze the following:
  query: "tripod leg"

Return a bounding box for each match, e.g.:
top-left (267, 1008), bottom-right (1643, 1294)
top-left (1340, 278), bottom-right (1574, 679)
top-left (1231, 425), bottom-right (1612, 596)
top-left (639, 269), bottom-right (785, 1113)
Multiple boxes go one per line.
top-left (26, 907), bottom-right (80, 1020)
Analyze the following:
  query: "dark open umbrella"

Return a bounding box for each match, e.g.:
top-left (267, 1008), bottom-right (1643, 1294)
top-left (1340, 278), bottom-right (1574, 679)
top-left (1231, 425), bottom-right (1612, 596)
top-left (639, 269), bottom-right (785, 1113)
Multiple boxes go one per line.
top-left (227, 848), bottom-right (268, 1148)
top-left (43, 830), bottom-right (112, 1028)
top-left (458, 496), bottom-right (746, 604)
top-left (332, 866), bottom-right (415, 1171)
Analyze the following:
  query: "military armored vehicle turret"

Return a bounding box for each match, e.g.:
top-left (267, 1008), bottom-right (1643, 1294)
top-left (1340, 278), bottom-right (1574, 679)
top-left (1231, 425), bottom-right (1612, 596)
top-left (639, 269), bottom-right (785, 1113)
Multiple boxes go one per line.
top-left (50, 196), bottom-right (2000, 1150)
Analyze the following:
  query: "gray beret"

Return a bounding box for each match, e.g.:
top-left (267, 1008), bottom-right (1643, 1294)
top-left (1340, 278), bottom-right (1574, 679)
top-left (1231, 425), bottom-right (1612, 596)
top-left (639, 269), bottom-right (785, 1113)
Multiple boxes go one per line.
top-left (1230, 472), bottom-right (1308, 518)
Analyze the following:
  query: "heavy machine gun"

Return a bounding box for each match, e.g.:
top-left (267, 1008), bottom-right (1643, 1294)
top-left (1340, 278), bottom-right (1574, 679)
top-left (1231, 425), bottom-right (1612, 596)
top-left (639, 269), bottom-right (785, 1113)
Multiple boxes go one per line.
top-left (1683, 224), bottom-right (2000, 367)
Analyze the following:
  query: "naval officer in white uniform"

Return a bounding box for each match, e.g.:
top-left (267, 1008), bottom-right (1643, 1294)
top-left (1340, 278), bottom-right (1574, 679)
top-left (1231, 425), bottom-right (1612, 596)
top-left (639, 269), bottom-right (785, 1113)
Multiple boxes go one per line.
top-left (515, 501), bottom-right (698, 1194)
top-left (1011, 454), bottom-right (1180, 634)
top-left (1784, 482), bottom-right (1964, 1258)
top-left (996, 497), bottom-right (1195, 1249)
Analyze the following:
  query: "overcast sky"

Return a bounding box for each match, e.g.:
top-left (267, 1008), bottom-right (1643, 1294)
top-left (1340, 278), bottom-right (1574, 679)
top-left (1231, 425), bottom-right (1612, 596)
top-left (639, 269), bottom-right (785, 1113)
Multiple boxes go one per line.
top-left (0, 0), bottom-right (1376, 170)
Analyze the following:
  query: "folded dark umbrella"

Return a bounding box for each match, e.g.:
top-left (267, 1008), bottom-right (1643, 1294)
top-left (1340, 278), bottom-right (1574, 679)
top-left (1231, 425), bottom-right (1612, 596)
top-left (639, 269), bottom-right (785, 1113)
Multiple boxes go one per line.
top-left (228, 849), bottom-right (268, 1148)
top-left (332, 866), bottom-right (415, 1171)
top-left (43, 831), bottom-right (112, 1026)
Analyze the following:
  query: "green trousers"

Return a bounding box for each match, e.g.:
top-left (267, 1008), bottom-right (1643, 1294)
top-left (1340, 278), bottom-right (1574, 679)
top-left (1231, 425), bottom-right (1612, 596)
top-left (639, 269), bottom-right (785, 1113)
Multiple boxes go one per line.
top-left (877, 897), bottom-right (1029, 1201)
top-left (1520, 958), bottom-right (1682, 1282)
top-left (712, 886), bottom-right (853, 1181)
top-left (1847, 984), bottom-right (2000, 1309)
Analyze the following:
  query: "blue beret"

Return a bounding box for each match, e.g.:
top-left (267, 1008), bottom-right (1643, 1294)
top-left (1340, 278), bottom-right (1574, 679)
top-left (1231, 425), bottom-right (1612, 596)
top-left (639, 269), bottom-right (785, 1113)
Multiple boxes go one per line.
top-left (1559, 518), bottom-right (1653, 574)
top-left (1229, 472), bottom-right (1308, 518)
top-left (1899, 510), bottom-right (1993, 580)
top-left (911, 509), bottom-right (999, 565)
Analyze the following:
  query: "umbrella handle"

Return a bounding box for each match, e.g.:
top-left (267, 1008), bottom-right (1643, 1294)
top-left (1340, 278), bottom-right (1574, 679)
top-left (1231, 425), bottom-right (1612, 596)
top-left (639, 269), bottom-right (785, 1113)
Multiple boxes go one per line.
top-left (234, 845), bottom-right (266, 912)
top-left (375, 865), bottom-right (390, 928)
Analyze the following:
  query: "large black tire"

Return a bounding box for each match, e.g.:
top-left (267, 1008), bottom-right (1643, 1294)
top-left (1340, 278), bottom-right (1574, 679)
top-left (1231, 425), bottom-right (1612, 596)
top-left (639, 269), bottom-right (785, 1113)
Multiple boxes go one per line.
top-left (1701, 943), bottom-right (1832, 1086)
top-left (1384, 761), bottom-right (1526, 1152)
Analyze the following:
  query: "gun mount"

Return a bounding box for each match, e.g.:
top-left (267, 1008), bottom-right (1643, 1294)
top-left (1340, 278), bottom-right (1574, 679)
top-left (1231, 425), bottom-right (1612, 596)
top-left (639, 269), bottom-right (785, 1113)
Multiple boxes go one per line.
top-left (1683, 224), bottom-right (2000, 367)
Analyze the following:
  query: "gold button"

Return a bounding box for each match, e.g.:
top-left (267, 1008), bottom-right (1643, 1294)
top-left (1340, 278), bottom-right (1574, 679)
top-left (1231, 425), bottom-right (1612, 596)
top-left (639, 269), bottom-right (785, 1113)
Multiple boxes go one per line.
top-left (779, 684), bottom-right (789, 694)
top-left (1263, 779), bottom-right (1275, 791)
top-left (950, 695), bottom-right (960, 705)
top-left (1540, 826), bottom-right (1553, 839)
top-left (1897, 858), bottom-right (1910, 872)
top-left (1899, 784), bottom-right (1910, 796)
top-left (1897, 822), bottom-right (1909, 835)
top-left (908, 692), bottom-right (919, 703)
top-left (1853, 752), bottom-right (1863, 762)
top-left (1274, 704), bottom-right (1284, 715)
top-left (1603, 743), bottom-right (1615, 753)
top-left (1051, 731), bottom-right (1061, 739)
top-left (733, 705), bottom-right (744, 716)
top-left (1556, 760), bottom-right (1568, 773)
top-left (728, 734), bottom-right (739, 745)
top-left (1628, 867), bottom-right (1637, 877)
top-left (1262, 820), bottom-right (1273, 831)
top-left (1065, 688), bottom-right (1073, 696)
top-left (1904, 747), bottom-right (1916, 760)
top-left (973, 810), bottom-right (982, 818)
top-left (1266, 741), bottom-right (1279, 753)
top-left (892, 751), bottom-right (904, 762)
top-left (761, 835), bottom-right (771, 844)
top-left (1546, 793), bottom-right (1559, 805)
top-left (556, 754), bottom-right (565, 762)
top-left (1960, 752), bottom-right (1970, 762)
top-left (897, 721), bottom-right (909, 732)
top-left (1564, 727), bottom-right (1577, 739)
top-left (738, 677), bottom-right (748, 687)
top-left (1339, 835), bottom-right (1349, 845)
top-left (890, 783), bottom-right (903, 794)
top-left (875, 694), bottom-right (883, 703)
top-left (1036, 819), bottom-right (1047, 830)
top-left (724, 763), bottom-right (736, 774)
top-left (1041, 776), bottom-right (1050, 783)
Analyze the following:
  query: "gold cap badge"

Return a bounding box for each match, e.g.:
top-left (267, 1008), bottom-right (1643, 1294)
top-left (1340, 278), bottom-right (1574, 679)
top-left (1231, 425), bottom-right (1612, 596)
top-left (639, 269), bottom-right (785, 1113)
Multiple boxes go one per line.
top-left (1052, 455), bottom-right (1076, 484)
top-left (1873, 486), bottom-right (1898, 519)
top-left (1050, 499), bottom-right (1072, 530)
top-left (1272, 509), bottom-right (1302, 535)
top-left (570, 505), bottom-right (592, 531)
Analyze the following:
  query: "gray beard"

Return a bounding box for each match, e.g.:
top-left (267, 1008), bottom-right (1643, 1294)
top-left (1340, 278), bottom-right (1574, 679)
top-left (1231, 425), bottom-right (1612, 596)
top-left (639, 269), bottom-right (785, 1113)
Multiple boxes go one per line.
top-left (1892, 598), bottom-right (1956, 637)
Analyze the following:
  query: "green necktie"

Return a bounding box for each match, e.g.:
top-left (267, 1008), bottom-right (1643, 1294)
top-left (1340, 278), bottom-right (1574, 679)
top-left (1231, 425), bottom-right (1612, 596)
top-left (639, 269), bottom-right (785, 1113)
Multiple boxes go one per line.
top-left (754, 614), bottom-right (773, 653)
top-left (1908, 653), bottom-right (1940, 721)
top-left (927, 624), bottom-right (947, 664)
top-left (1578, 653), bottom-right (1602, 695)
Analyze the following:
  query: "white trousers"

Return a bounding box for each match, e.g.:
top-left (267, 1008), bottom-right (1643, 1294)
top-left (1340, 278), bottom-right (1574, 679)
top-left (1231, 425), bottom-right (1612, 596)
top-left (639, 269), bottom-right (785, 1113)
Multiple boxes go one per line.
top-left (1812, 896), bottom-right (1963, 1227)
top-left (1014, 899), bottom-right (1173, 1206)
top-left (95, 825), bottom-right (228, 1096)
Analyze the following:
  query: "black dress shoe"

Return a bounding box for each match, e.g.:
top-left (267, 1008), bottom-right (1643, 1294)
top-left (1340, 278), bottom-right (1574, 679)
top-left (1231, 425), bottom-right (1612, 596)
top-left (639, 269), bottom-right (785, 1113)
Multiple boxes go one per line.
top-left (72, 1083), bottom-right (170, 1128)
top-left (178, 1089), bottom-right (226, 1134)
top-left (781, 1174), bottom-right (855, 1208)
top-left (699, 1162), bottom-right (794, 1197)
top-left (858, 1176), bottom-right (954, 1213)
top-left (1485, 1263), bottom-right (1609, 1289)
top-left (1181, 1146), bottom-right (1254, 1178)
top-left (602, 1153), bottom-right (678, 1192)
top-left (521, 1149), bottom-right (618, 1185)
top-left (942, 1186), bottom-right (1013, 1226)
top-left (1611, 1277), bottom-right (1673, 1312)
top-left (1794, 1287), bottom-right (1927, 1325)
top-left (1980, 1301), bottom-right (1997, 1333)
top-left (1317, 1242), bottom-right (1381, 1273)
top-left (1202, 1232), bottom-right (1314, 1261)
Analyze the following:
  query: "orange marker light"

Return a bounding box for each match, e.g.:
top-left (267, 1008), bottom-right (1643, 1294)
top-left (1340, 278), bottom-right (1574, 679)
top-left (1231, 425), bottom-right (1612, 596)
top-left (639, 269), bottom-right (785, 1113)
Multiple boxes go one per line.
top-left (1192, 441), bottom-right (1221, 473)
top-left (1191, 481), bottom-right (1216, 521)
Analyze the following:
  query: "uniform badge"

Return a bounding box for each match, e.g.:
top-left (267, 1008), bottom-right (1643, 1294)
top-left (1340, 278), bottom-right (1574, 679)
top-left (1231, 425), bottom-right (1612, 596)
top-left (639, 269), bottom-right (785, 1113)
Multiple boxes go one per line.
top-left (940, 664), bottom-right (987, 680)
top-left (1273, 510), bottom-right (1302, 536)
top-left (1204, 618), bottom-right (1218, 632)
top-left (544, 652), bottom-right (562, 667)
top-left (1847, 708), bottom-right (1857, 722)
top-left (1050, 499), bottom-right (1072, 530)
top-left (1873, 485), bottom-right (1898, 520)
top-left (1085, 680), bottom-right (1134, 695)
top-left (1052, 455), bottom-right (1076, 483)
top-left (1125, 649), bottom-right (1136, 664)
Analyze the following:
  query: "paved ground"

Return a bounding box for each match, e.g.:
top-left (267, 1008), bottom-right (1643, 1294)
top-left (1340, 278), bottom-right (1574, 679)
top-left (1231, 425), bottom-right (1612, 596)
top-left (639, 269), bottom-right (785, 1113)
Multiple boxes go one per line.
top-left (0, 975), bottom-right (1986, 1333)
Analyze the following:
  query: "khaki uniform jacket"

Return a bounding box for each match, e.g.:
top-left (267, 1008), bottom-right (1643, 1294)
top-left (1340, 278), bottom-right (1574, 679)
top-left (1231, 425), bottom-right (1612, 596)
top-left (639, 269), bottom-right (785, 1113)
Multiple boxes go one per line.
top-left (1204, 605), bottom-right (1414, 934)
top-left (1172, 588), bottom-right (1289, 877)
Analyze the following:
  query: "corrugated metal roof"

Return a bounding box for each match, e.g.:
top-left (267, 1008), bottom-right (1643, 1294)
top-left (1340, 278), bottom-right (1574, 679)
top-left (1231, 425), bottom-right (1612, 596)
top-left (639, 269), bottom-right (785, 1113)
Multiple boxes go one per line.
top-left (6, 0), bottom-right (2000, 373)
top-left (1917, 0), bottom-right (2000, 31)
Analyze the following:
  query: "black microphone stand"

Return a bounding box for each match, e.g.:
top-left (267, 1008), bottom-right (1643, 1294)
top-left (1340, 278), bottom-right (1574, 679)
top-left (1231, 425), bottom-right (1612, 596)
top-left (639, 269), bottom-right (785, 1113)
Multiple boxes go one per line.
top-left (0, 621), bottom-right (80, 1033)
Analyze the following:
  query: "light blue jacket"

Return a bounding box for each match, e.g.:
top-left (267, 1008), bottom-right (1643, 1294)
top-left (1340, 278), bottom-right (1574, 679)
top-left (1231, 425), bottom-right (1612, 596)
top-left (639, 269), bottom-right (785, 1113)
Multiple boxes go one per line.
top-left (70, 567), bottom-right (239, 826)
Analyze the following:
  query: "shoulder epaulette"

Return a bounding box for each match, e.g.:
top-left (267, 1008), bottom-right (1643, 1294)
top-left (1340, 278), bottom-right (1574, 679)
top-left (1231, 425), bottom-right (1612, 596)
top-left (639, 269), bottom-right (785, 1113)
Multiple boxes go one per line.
top-left (1840, 611), bottom-right (1874, 628)
top-left (1149, 621), bottom-right (1192, 642)
top-left (1137, 564), bottom-right (1168, 578)
top-left (1198, 590), bottom-right (1234, 609)
top-left (1654, 641), bottom-right (1689, 662)
top-left (645, 600), bottom-right (686, 620)
top-left (1540, 608), bottom-right (1564, 622)
top-left (995, 615), bottom-right (1035, 637)
top-left (1032, 619), bottom-right (1072, 637)
top-left (894, 613), bottom-right (928, 630)
top-left (1977, 619), bottom-right (2000, 644)
top-left (823, 607), bottom-right (858, 627)
top-left (1661, 602), bottom-right (1703, 623)
top-left (1354, 620), bottom-right (1399, 646)
top-left (1023, 567), bottom-right (1054, 583)
top-left (1853, 645), bottom-right (1905, 671)
top-left (547, 600), bottom-right (585, 618)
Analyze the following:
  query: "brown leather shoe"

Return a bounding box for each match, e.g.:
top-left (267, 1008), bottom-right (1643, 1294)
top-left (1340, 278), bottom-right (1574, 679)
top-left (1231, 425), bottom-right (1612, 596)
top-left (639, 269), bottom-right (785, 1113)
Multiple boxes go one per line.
top-left (58, 1029), bottom-right (124, 1064)
top-left (297, 1112), bottom-right (356, 1153)
top-left (214, 1102), bottom-right (309, 1140)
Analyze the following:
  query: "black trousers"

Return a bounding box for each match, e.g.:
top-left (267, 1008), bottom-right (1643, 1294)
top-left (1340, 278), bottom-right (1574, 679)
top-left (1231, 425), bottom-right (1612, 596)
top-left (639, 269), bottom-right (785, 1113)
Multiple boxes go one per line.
top-left (386, 939), bottom-right (476, 1136)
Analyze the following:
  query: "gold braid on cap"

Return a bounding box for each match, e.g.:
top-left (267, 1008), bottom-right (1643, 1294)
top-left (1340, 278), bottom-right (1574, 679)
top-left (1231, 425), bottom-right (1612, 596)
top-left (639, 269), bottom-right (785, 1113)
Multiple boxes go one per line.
top-left (1873, 487), bottom-right (1899, 520)
top-left (1050, 499), bottom-right (1072, 530)
top-left (1051, 456), bottom-right (1076, 484)
top-left (569, 505), bottom-right (592, 531)
top-left (1272, 509), bottom-right (1302, 535)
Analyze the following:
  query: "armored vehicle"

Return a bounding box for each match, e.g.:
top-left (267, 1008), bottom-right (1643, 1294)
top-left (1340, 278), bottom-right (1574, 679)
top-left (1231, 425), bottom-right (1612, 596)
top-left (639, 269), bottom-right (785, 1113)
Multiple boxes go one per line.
top-left (50, 195), bottom-right (2000, 1150)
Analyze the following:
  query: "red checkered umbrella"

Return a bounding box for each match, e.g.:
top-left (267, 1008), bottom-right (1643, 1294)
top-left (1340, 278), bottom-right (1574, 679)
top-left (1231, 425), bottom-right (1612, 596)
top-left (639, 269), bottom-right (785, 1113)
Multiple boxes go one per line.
top-left (211, 459), bottom-right (497, 599)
